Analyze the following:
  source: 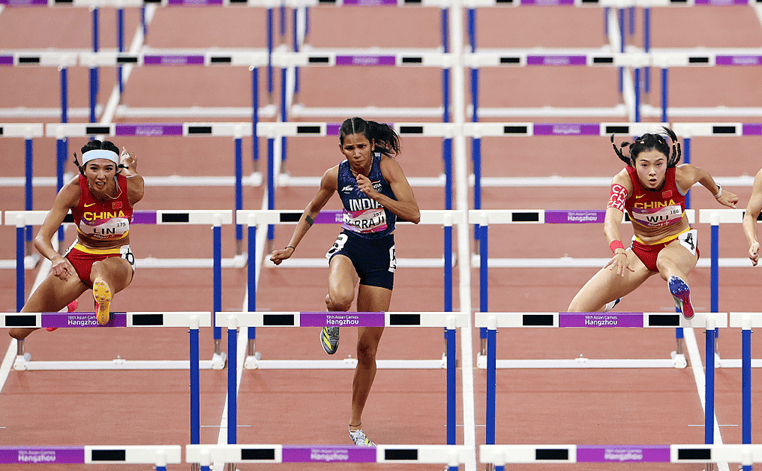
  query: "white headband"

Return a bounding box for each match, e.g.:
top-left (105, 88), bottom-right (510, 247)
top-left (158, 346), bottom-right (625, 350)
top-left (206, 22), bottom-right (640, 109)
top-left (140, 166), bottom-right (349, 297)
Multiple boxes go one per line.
top-left (82, 149), bottom-right (119, 166)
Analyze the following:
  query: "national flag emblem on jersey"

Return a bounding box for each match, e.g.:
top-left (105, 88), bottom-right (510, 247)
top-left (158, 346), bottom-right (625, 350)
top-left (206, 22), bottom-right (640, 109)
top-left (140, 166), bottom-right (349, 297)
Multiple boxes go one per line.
top-left (662, 190), bottom-right (673, 199)
top-left (112, 201), bottom-right (122, 209)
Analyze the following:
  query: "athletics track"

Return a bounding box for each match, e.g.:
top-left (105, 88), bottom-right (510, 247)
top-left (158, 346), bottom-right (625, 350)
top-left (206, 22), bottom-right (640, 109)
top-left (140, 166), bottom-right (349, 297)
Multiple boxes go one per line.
top-left (0, 3), bottom-right (762, 471)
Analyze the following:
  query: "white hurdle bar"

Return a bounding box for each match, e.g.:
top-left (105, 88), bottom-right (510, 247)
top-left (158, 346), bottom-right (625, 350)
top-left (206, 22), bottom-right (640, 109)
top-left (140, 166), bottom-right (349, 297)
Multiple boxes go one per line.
top-left (186, 444), bottom-right (472, 468)
top-left (480, 444), bottom-right (762, 467)
top-left (476, 312), bottom-right (726, 459)
top-left (215, 311), bottom-right (468, 448)
top-left (0, 445), bottom-right (182, 468)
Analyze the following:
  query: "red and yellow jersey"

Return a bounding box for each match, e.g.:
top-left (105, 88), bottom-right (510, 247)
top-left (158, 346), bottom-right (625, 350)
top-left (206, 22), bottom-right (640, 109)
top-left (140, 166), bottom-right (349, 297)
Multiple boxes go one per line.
top-left (71, 174), bottom-right (133, 241)
top-left (624, 166), bottom-right (686, 229)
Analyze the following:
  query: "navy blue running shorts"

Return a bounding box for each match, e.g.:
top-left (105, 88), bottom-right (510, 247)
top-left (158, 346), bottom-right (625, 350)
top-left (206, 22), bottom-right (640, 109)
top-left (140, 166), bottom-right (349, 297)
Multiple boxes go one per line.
top-left (326, 230), bottom-right (396, 290)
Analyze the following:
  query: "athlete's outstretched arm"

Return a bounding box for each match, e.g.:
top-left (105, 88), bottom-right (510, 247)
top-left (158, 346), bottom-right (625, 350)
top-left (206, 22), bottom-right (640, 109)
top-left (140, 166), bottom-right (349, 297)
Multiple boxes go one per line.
top-left (35, 179), bottom-right (80, 280)
top-left (270, 166), bottom-right (338, 265)
top-left (120, 147), bottom-right (144, 206)
top-left (744, 168), bottom-right (762, 266)
top-left (676, 164), bottom-right (738, 208)
top-left (603, 170), bottom-right (634, 277)
top-left (358, 157), bottom-right (420, 224)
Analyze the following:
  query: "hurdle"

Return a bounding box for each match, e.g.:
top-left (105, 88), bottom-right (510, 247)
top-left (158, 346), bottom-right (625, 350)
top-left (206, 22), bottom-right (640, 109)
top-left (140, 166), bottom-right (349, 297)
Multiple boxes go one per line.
top-left (215, 311), bottom-right (468, 447)
top-left (0, 445), bottom-right (182, 469)
top-left (465, 50), bottom-right (647, 121)
top-left (44, 122), bottom-right (252, 256)
top-left (187, 443), bottom-right (472, 469)
top-left (2, 312), bottom-right (209, 446)
top-left (480, 443), bottom-right (762, 469)
top-left (79, 49), bottom-right (271, 169)
top-left (730, 313), bottom-right (762, 471)
top-left (269, 51), bottom-right (454, 191)
top-left (5, 209), bottom-right (231, 369)
top-left (469, 208), bottom-right (700, 366)
top-left (0, 123), bottom-right (44, 268)
top-left (237, 208), bottom-right (462, 365)
top-left (476, 311), bottom-right (727, 466)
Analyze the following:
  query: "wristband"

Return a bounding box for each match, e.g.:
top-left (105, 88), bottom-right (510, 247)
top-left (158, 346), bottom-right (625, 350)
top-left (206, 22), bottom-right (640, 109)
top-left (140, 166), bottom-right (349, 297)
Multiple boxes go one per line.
top-left (610, 240), bottom-right (625, 255)
top-left (286, 246), bottom-right (295, 251)
top-left (714, 183), bottom-right (722, 199)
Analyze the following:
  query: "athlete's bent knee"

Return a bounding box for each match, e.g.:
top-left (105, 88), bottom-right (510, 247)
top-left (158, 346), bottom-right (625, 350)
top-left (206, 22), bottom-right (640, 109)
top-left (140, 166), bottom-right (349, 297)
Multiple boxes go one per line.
top-left (326, 292), bottom-right (353, 312)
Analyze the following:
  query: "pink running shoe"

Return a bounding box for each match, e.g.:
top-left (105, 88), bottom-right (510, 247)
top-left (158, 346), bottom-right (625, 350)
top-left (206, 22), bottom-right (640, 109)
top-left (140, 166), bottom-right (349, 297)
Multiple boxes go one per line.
top-left (47, 299), bottom-right (78, 331)
top-left (668, 276), bottom-right (694, 320)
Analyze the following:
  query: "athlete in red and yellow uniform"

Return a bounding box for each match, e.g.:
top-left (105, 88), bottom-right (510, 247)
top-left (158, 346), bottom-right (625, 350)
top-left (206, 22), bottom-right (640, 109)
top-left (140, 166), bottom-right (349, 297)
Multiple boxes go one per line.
top-left (10, 140), bottom-right (144, 340)
top-left (568, 127), bottom-right (737, 319)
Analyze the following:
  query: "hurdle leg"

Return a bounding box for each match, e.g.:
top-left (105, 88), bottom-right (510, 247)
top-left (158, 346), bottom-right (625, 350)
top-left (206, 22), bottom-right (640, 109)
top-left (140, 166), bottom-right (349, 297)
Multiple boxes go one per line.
top-left (13, 339), bottom-right (31, 371)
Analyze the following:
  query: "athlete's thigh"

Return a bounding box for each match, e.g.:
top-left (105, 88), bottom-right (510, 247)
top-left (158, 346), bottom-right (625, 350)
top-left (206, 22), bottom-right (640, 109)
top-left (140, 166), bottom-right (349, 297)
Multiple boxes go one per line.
top-left (92, 256), bottom-right (134, 293)
top-left (21, 273), bottom-right (87, 313)
top-left (570, 251), bottom-right (653, 310)
top-left (328, 254), bottom-right (359, 294)
top-left (658, 241), bottom-right (698, 275)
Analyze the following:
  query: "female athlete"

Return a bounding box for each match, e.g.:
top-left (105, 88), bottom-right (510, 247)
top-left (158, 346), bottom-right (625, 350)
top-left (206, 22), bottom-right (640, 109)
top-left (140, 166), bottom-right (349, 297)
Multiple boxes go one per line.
top-left (270, 117), bottom-right (420, 446)
top-left (9, 140), bottom-right (144, 340)
top-left (567, 127), bottom-right (737, 318)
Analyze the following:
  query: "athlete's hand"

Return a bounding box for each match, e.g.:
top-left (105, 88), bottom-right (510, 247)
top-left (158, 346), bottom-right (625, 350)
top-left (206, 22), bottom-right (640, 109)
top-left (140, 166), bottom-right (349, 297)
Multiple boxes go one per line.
top-left (120, 147), bottom-right (138, 174)
top-left (749, 241), bottom-right (760, 267)
top-left (270, 246), bottom-right (294, 266)
top-left (717, 189), bottom-right (738, 209)
top-left (51, 256), bottom-right (75, 281)
top-left (605, 251), bottom-right (634, 277)
top-left (356, 173), bottom-right (377, 198)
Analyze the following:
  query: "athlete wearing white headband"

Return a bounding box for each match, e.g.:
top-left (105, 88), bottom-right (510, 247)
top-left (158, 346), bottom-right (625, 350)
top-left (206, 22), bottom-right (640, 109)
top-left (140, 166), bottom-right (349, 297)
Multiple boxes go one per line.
top-left (82, 149), bottom-right (120, 166)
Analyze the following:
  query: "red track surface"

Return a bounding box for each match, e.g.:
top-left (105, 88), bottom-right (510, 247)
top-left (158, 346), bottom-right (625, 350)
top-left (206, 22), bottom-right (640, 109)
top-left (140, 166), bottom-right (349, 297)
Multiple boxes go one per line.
top-left (1, 4), bottom-right (762, 471)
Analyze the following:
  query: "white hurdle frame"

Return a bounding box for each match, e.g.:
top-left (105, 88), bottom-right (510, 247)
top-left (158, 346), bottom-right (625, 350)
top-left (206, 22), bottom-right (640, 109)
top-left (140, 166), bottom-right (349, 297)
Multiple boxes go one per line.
top-left (215, 311), bottom-right (468, 450)
top-left (4, 209), bottom-right (232, 370)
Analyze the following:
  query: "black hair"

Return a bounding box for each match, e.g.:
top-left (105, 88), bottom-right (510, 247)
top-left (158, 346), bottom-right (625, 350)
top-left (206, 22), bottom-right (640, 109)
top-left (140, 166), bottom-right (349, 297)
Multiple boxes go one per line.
top-left (339, 117), bottom-right (401, 158)
top-left (611, 126), bottom-right (681, 168)
top-left (72, 140), bottom-right (121, 176)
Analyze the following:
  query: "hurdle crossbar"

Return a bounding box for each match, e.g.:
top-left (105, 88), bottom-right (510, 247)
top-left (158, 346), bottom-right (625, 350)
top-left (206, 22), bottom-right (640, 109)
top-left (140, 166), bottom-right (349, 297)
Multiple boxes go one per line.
top-left (0, 445), bottom-right (182, 466)
top-left (479, 444), bottom-right (761, 465)
top-left (186, 444), bottom-right (473, 465)
top-left (478, 311), bottom-right (724, 457)
top-left (217, 311), bottom-right (465, 447)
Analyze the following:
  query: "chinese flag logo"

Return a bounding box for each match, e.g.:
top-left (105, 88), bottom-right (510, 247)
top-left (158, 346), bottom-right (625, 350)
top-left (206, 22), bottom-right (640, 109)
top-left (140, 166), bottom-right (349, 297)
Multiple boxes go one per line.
top-left (112, 201), bottom-right (122, 210)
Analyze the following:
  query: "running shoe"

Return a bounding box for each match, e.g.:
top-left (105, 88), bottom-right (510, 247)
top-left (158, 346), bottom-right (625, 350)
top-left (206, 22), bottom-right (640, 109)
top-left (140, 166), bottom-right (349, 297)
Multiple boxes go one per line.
top-left (602, 298), bottom-right (622, 313)
top-left (47, 299), bottom-right (78, 331)
top-left (320, 327), bottom-right (340, 355)
top-left (92, 277), bottom-right (112, 326)
top-left (349, 426), bottom-right (376, 447)
top-left (668, 276), bottom-right (694, 320)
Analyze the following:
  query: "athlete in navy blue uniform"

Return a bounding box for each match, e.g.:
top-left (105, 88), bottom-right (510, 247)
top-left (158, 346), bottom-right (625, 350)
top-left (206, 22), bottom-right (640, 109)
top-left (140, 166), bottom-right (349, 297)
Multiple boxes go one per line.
top-left (270, 117), bottom-right (420, 446)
